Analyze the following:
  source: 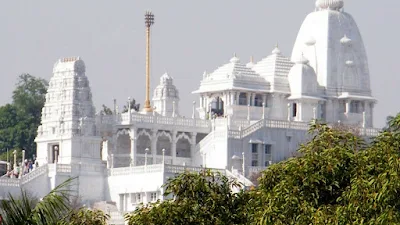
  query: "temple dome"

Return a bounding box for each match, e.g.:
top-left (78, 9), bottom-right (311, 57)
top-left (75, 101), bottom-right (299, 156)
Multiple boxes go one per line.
top-left (292, 2), bottom-right (371, 97)
top-left (288, 55), bottom-right (319, 97)
top-left (316, 0), bottom-right (344, 10)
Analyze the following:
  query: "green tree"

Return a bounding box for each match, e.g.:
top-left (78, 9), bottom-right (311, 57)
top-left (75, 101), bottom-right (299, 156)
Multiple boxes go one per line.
top-left (126, 170), bottom-right (250, 225)
top-left (247, 118), bottom-right (400, 224)
top-left (12, 74), bottom-right (48, 123)
top-left (100, 105), bottom-right (113, 116)
top-left (0, 74), bottom-right (48, 159)
top-left (60, 208), bottom-right (109, 225)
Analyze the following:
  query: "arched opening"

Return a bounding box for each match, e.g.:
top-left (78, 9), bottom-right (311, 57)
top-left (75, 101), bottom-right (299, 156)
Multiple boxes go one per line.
top-left (238, 93), bottom-right (247, 106)
top-left (115, 133), bottom-right (131, 168)
top-left (176, 138), bottom-right (191, 158)
top-left (156, 135), bottom-right (172, 156)
top-left (210, 97), bottom-right (224, 117)
top-left (137, 134), bottom-right (152, 165)
top-left (254, 94), bottom-right (263, 107)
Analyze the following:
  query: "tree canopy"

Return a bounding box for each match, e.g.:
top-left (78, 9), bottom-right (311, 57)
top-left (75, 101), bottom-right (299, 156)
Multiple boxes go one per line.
top-left (126, 170), bottom-right (250, 225)
top-left (127, 116), bottom-right (400, 225)
top-left (0, 74), bottom-right (48, 160)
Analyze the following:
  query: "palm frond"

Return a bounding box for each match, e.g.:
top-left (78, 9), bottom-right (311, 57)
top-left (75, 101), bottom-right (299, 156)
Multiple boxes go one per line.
top-left (0, 177), bottom-right (77, 225)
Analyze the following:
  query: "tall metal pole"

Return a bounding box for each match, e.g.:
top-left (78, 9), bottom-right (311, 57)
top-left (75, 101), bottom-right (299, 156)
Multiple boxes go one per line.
top-left (144, 11), bottom-right (155, 112)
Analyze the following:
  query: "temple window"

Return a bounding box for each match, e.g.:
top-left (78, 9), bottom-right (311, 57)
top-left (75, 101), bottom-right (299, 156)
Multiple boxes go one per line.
top-left (350, 101), bottom-right (362, 113)
top-left (251, 144), bottom-right (258, 166)
top-left (239, 93), bottom-right (247, 106)
top-left (292, 103), bottom-right (298, 118)
top-left (254, 94), bottom-right (263, 107)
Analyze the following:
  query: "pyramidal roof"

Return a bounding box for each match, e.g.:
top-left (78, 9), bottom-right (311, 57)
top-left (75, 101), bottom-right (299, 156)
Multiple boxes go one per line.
top-left (206, 55), bottom-right (260, 80)
top-left (252, 46), bottom-right (294, 93)
top-left (194, 54), bottom-right (270, 93)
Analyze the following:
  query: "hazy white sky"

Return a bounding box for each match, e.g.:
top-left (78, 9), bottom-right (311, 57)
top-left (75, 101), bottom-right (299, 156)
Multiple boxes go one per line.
top-left (0, 0), bottom-right (399, 128)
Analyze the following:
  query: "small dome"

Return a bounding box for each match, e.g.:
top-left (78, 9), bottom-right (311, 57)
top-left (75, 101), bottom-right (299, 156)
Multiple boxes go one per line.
top-left (345, 60), bottom-right (354, 67)
top-left (272, 46), bottom-right (281, 55)
top-left (294, 54), bottom-right (309, 65)
top-left (305, 37), bottom-right (316, 46)
top-left (230, 55), bottom-right (240, 63)
top-left (288, 59), bottom-right (319, 96)
top-left (246, 62), bottom-right (255, 68)
top-left (160, 72), bottom-right (172, 84)
top-left (340, 35), bottom-right (352, 45)
top-left (316, 0), bottom-right (344, 10)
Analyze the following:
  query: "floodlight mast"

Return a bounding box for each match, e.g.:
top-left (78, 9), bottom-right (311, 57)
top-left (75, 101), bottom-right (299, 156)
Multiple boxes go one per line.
top-left (144, 11), bottom-right (155, 112)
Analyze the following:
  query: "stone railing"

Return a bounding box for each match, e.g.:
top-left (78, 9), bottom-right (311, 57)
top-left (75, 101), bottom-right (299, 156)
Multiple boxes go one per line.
top-left (248, 166), bottom-right (266, 174)
top-left (21, 165), bottom-right (48, 184)
top-left (56, 164), bottom-right (72, 173)
top-left (114, 113), bottom-right (211, 131)
top-left (228, 119), bottom-right (311, 139)
top-left (108, 164), bottom-right (163, 176)
top-left (0, 164), bottom-right (49, 187)
top-left (108, 164), bottom-right (225, 177)
top-left (225, 169), bottom-right (254, 187)
top-left (363, 128), bottom-right (380, 137)
top-left (0, 177), bottom-right (20, 187)
top-left (164, 164), bottom-right (225, 174)
top-left (108, 211), bottom-right (126, 225)
top-left (195, 131), bottom-right (215, 152)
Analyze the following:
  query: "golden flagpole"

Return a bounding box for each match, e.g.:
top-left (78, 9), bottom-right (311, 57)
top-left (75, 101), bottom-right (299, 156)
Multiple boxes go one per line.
top-left (144, 11), bottom-right (154, 112)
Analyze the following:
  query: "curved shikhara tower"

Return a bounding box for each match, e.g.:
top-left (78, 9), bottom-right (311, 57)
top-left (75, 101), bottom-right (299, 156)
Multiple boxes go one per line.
top-left (291, 0), bottom-right (375, 126)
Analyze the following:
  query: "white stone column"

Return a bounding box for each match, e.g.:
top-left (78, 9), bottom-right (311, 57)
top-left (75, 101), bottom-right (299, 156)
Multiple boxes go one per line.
top-left (235, 92), bottom-right (240, 105)
top-left (313, 107), bottom-right (317, 120)
top-left (345, 100), bottom-right (351, 114)
top-left (230, 92), bottom-right (235, 106)
top-left (128, 97), bottom-right (132, 124)
top-left (247, 104), bottom-right (251, 121)
top-left (247, 93), bottom-right (251, 106)
top-left (192, 101), bottom-right (196, 119)
top-left (151, 129), bottom-right (157, 164)
top-left (287, 103), bottom-right (291, 121)
top-left (172, 131), bottom-right (177, 164)
top-left (129, 128), bottom-right (137, 167)
top-left (21, 150), bottom-right (25, 177)
top-left (191, 133), bottom-right (197, 165)
top-left (362, 111), bottom-right (366, 128)
top-left (262, 94), bottom-right (267, 107)
top-left (262, 103), bottom-right (265, 119)
top-left (172, 101), bottom-right (176, 117)
top-left (298, 103), bottom-right (302, 121)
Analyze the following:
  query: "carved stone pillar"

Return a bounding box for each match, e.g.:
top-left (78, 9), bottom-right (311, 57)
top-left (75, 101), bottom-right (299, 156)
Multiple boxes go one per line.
top-left (172, 131), bottom-right (177, 164)
top-left (230, 92), bottom-right (235, 106)
top-left (345, 100), bottom-right (351, 114)
top-left (247, 93), bottom-right (251, 106)
top-left (262, 94), bottom-right (267, 107)
top-left (235, 92), bottom-right (240, 105)
top-left (191, 133), bottom-right (197, 165)
top-left (151, 129), bottom-right (157, 164)
top-left (129, 128), bottom-right (137, 167)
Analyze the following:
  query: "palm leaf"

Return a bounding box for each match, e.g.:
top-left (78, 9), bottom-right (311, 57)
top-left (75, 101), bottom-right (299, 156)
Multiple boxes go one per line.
top-left (0, 177), bottom-right (77, 225)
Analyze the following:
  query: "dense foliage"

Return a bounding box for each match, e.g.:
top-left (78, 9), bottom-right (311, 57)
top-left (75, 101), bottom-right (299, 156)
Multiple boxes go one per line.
top-left (126, 170), bottom-right (250, 225)
top-left (0, 74), bottom-right (48, 160)
top-left (128, 116), bottom-right (400, 225)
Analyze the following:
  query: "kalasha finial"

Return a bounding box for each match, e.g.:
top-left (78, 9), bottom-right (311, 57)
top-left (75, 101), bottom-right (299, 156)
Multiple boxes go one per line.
top-left (145, 11), bottom-right (155, 28)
